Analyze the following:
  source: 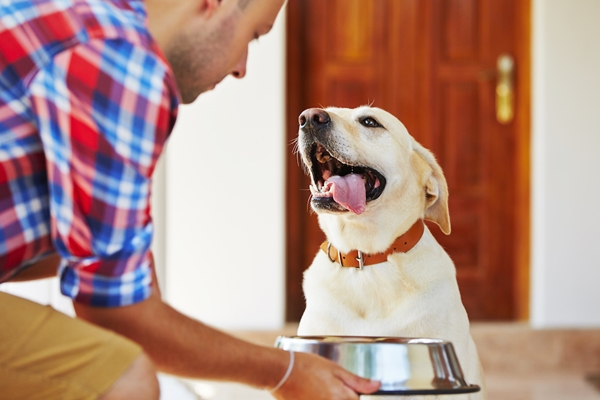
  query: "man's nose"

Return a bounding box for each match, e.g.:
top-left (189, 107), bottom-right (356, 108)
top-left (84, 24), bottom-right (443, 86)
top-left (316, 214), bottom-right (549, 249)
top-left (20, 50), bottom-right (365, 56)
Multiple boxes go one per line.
top-left (230, 49), bottom-right (248, 79)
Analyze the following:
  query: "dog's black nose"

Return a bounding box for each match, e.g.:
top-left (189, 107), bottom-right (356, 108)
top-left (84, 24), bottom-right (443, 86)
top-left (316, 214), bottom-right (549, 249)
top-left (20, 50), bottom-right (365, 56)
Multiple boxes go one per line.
top-left (299, 108), bottom-right (331, 130)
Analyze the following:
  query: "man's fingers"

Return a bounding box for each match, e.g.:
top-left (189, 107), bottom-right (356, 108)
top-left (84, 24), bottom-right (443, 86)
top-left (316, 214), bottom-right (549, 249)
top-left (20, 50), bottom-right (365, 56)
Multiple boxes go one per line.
top-left (274, 352), bottom-right (381, 399)
top-left (335, 367), bottom-right (381, 395)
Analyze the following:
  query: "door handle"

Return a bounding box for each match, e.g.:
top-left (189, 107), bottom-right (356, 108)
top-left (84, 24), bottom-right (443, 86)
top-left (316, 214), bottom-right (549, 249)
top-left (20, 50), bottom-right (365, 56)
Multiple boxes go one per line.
top-left (496, 53), bottom-right (515, 124)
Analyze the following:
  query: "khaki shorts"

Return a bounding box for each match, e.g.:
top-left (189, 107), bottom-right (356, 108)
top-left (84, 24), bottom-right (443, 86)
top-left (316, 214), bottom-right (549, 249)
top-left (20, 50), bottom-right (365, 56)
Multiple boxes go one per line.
top-left (0, 291), bottom-right (142, 400)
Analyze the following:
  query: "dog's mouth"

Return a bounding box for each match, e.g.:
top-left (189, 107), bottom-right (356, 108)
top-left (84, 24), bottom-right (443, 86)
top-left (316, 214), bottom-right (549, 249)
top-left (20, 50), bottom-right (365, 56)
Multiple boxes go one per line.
top-left (308, 143), bottom-right (386, 214)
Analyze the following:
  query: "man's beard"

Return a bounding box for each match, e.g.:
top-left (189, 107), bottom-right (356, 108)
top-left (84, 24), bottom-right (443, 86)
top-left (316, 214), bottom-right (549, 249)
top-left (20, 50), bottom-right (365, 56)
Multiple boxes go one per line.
top-left (165, 17), bottom-right (236, 104)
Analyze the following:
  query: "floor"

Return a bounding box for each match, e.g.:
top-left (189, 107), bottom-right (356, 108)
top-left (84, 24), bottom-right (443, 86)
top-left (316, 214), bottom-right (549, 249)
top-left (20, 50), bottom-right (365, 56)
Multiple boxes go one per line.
top-left (158, 376), bottom-right (271, 400)
top-left (160, 323), bottom-right (600, 400)
top-left (485, 372), bottom-right (600, 400)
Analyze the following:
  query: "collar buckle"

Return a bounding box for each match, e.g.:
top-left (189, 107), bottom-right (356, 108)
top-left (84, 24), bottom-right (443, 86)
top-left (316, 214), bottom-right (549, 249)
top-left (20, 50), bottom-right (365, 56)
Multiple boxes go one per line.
top-left (355, 251), bottom-right (364, 270)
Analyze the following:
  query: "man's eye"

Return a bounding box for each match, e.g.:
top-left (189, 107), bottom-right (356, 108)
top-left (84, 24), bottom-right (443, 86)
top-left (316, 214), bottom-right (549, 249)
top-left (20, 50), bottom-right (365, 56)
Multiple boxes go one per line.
top-left (360, 117), bottom-right (383, 128)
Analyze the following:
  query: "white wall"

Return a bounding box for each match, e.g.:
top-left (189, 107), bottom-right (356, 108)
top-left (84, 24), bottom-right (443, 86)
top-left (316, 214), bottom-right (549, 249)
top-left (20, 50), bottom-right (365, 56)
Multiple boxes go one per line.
top-left (163, 10), bottom-right (286, 330)
top-left (531, 0), bottom-right (600, 327)
top-left (0, 278), bottom-right (74, 316)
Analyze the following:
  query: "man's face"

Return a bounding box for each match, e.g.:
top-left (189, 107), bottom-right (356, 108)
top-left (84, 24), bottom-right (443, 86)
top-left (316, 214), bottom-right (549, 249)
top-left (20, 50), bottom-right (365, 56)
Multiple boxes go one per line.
top-left (166, 0), bottom-right (285, 103)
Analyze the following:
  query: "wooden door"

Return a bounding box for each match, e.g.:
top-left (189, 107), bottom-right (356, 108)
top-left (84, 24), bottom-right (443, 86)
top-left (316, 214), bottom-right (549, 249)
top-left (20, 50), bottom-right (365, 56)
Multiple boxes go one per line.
top-left (285, 0), bottom-right (530, 321)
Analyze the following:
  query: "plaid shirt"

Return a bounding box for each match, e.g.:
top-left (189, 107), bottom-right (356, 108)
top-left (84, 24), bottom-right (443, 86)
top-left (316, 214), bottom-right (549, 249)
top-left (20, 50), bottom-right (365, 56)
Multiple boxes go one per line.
top-left (0, 0), bottom-right (179, 306)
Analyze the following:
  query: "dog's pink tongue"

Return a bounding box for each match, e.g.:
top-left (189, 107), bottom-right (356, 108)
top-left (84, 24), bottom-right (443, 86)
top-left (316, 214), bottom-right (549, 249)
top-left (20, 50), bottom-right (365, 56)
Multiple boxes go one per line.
top-left (325, 174), bottom-right (366, 214)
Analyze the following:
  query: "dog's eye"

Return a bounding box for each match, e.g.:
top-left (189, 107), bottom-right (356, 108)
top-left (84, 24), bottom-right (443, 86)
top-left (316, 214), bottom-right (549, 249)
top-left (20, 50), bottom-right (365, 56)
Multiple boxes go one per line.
top-left (360, 117), bottom-right (383, 128)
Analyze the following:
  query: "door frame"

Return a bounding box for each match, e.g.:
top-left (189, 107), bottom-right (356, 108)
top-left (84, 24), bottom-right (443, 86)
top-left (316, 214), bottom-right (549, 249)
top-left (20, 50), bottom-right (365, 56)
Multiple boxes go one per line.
top-left (284, 0), bottom-right (531, 322)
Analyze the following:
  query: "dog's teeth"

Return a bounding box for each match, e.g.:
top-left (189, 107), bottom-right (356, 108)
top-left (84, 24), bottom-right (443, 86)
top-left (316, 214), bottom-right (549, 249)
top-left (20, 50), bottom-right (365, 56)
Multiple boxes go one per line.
top-left (317, 153), bottom-right (331, 163)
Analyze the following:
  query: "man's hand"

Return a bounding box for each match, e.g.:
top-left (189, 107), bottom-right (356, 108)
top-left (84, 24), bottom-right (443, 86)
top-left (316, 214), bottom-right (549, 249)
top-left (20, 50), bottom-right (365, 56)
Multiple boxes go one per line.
top-left (272, 351), bottom-right (380, 399)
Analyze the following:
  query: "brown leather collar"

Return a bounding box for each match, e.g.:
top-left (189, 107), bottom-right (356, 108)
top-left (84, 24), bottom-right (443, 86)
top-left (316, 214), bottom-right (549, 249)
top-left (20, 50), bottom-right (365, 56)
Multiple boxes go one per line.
top-left (320, 219), bottom-right (425, 269)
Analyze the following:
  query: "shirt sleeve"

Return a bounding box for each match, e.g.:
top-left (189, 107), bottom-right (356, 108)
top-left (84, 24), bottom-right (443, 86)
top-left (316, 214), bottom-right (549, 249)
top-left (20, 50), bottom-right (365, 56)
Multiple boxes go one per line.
top-left (28, 38), bottom-right (178, 306)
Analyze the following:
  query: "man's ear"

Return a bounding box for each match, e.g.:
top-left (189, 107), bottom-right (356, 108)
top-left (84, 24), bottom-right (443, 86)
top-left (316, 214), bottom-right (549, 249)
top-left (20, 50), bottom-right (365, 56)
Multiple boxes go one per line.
top-left (413, 141), bottom-right (451, 235)
top-left (200, 0), bottom-right (222, 18)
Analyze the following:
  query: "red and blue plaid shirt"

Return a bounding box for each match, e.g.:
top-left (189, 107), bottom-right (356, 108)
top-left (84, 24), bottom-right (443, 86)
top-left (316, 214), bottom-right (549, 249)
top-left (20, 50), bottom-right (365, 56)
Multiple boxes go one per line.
top-left (0, 0), bottom-right (179, 306)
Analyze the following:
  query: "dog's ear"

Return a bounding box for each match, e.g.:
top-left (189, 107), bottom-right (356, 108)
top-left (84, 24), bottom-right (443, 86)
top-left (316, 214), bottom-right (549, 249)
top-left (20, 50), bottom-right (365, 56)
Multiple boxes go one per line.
top-left (413, 142), bottom-right (451, 235)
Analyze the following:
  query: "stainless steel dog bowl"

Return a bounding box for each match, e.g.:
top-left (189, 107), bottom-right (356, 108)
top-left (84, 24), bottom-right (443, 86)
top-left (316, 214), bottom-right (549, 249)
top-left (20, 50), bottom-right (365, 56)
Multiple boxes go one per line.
top-left (275, 336), bottom-right (480, 396)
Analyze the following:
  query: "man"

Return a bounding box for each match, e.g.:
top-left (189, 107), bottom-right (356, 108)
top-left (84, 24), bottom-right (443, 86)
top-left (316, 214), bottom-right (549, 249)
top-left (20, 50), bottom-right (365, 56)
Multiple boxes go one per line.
top-left (0, 0), bottom-right (381, 399)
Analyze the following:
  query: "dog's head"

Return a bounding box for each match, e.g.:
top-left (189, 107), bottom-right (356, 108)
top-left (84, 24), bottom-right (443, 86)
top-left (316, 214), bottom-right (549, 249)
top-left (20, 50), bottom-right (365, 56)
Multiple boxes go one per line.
top-left (297, 106), bottom-right (450, 248)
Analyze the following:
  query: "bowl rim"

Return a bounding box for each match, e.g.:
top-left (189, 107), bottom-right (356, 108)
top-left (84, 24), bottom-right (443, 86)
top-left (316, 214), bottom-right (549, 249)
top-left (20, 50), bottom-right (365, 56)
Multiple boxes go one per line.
top-left (371, 385), bottom-right (481, 396)
top-left (276, 335), bottom-right (450, 345)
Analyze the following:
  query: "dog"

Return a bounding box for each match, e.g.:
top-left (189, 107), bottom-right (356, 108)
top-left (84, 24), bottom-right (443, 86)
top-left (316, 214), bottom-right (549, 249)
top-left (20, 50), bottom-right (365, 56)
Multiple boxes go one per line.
top-left (295, 106), bottom-right (485, 400)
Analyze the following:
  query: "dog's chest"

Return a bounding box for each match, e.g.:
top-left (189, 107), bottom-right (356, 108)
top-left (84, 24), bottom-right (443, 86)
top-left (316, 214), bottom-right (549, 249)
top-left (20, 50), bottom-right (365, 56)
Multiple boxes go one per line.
top-left (303, 270), bottom-right (436, 336)
top-left (300, 248), bottom-right (462, 338)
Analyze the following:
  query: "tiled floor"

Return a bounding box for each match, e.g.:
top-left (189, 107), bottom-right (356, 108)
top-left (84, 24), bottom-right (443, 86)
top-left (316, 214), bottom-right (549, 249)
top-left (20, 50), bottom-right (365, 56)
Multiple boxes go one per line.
top-left (184, 380), bottom-right (272, 400)
top-left (159, 376), bottom-right (272, 400)
top-left (486, 372), bottom-right (600, 400)
top-left (161, 323), bottom-right (600, 400)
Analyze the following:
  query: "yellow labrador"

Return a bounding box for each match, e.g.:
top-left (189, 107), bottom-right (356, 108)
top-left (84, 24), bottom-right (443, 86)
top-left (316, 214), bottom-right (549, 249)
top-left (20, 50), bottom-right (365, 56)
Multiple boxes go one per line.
top-left (296, 106), bottom-right (485, 399)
